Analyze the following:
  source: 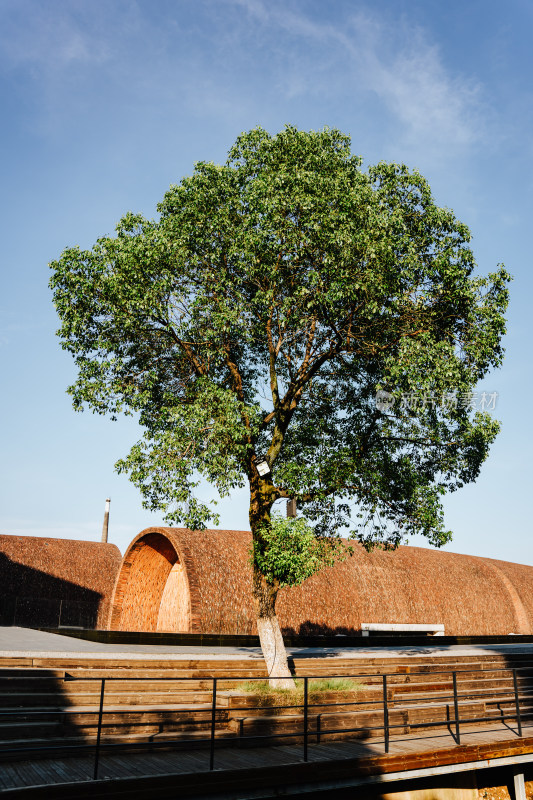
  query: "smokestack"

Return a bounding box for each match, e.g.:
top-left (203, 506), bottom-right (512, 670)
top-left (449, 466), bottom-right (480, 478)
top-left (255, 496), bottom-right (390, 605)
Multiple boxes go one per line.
top-left (286, 498), bottom-right (297, 518)
top-left (101, 498), bottom-right (110, 543)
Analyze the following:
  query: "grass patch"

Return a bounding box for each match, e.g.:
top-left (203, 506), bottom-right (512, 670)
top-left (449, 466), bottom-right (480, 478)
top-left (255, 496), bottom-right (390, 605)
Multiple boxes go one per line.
top-left (236, 677), bottom-right (362, 707)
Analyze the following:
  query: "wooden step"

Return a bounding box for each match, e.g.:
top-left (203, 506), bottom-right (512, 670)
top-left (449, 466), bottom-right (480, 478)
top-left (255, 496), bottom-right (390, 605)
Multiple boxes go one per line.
top-left (228, 697), bottom-right (489, 745)
top-left (28, 658), bottom-right (267, 671)
top-left (0, 690), bottom-right (219, 707)
top-left (0, 720), bottom-right (241, 762)
top-left (0, 720), bottom-right (61, 739)
top-left (0, 677), bottom-right (220, 690)
top-left (0, 725), bottom-right (239, 762)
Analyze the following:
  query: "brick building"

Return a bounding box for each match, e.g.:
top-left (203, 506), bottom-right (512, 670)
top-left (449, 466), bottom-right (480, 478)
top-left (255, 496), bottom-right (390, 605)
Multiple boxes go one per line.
top-left (0, 535), bottom-right (121, 629)
top-left (108, 527), bottom-right (533, 637)
top-left (2, 527), bottom-right (532, 636)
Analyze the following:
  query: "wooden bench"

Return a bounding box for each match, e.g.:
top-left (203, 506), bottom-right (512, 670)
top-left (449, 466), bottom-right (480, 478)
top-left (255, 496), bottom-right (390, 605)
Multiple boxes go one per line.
top-left (360, 623), bottom-right (445, 637)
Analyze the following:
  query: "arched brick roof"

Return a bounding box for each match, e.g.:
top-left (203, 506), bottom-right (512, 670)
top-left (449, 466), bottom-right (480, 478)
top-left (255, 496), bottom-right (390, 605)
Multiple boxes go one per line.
top-left (0, 535), bottom-right (121, 628)
top-left (109, 527), bottom-right (533, 636)
top-left (108, 528), bottom-right (253, 633)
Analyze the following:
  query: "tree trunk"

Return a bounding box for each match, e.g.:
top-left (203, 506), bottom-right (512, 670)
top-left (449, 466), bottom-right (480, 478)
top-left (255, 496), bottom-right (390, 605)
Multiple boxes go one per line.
top-left (253, 568), bottom-right (294, 688)
top-left (249, 470), bottom-right (294, 687)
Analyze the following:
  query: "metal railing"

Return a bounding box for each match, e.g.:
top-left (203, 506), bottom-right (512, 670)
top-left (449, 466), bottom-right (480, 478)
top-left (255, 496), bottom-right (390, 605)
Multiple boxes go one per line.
top-left (2, 665), bottom-right (533, 780)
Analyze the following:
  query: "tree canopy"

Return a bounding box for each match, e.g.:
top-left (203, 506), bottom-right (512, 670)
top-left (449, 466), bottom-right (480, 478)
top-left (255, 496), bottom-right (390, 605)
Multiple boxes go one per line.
top-left (50, 125), bottom-right (509, 544)
top-left (50, 125), bottom-right (510, 675)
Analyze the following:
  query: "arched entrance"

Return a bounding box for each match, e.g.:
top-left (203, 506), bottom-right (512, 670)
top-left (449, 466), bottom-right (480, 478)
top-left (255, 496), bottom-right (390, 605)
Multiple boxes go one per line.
top-left (109, 531), bottom-right (191, 632)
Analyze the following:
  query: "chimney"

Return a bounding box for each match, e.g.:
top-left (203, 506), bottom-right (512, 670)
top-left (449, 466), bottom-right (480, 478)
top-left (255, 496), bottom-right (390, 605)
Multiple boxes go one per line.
top-left (101, 498), bottom-right (110, 543)
top-left (286, 498), bottom-right (297, 518)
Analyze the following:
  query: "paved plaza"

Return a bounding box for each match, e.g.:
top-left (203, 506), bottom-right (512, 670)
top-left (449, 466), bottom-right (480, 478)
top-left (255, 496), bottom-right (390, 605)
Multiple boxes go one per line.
top-left (3, 626), bottom-right (533, 661)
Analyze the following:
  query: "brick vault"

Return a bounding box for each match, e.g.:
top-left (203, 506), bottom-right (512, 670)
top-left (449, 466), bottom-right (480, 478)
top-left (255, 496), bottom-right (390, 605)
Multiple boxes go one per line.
top-left (108, 527), bottom-right (533, 637)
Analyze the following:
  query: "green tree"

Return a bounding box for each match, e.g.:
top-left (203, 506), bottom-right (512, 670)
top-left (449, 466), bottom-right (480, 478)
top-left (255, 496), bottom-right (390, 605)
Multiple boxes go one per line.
top-left (50, 126), bottom-right (510, 681)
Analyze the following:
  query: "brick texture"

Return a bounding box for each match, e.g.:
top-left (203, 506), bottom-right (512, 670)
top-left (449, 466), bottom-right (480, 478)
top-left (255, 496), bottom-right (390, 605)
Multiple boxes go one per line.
top-left (0, 535), bottom-right (121, 628)
top-left (109, 527), bottom-right (533, 636)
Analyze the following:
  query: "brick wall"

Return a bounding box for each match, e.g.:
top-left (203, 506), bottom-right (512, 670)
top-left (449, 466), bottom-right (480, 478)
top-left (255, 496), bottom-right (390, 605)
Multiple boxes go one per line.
top-left (109, 527), bottom-right (533, 636)
top-left (0, 535), bottom-right (122, 628)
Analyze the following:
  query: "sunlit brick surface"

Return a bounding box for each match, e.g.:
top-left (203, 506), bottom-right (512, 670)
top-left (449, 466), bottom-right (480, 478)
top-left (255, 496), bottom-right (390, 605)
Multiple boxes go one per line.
top-left (109, 527), bottom-right (533, 636)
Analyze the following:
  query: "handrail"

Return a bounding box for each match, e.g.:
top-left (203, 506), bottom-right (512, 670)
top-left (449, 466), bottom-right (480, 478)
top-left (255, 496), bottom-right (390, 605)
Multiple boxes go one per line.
top-left (1, 664), bottom-right (532, 777)
top-left (94, 678), bottom-right (105, 779)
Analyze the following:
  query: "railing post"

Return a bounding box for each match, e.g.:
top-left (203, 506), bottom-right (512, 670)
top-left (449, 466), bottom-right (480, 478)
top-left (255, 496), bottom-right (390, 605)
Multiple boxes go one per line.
top-left (303, 676), bottom-right (308, 762)
top-left (93, 678), bottom-right (105, 780)
top-left (383, 674), bottom-right (389, 754)
top-left (209, 677), bottom-right (217, 771)
top-left (452, 671), bottom-right (461, 745)
top-left (513, 668), bottom-right (523, 737)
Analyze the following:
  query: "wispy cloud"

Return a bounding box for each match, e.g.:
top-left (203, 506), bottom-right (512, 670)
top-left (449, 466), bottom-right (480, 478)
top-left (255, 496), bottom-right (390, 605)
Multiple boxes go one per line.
top-left (0, 0), bottom-right (116, 70)
top-left (0, 309), bottom-right (48, 348)
top-left (0, 0), bottom-right (493, 161)
top-left (345, 14), bottom-right (484, 150)
top-left (228, 1), bottom-right (490, 157)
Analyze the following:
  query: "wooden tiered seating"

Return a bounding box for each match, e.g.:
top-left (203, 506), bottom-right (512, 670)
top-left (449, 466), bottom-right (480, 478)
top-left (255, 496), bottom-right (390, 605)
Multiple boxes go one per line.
top-left (0, 657), bottom-right (267, 758)
top-left (1, 651), bottom-right (532, 760)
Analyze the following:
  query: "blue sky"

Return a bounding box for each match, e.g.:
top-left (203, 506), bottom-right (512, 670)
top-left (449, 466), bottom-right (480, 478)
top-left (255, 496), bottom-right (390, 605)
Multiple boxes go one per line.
top-left (0, 0), bottom-right (531, 562)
